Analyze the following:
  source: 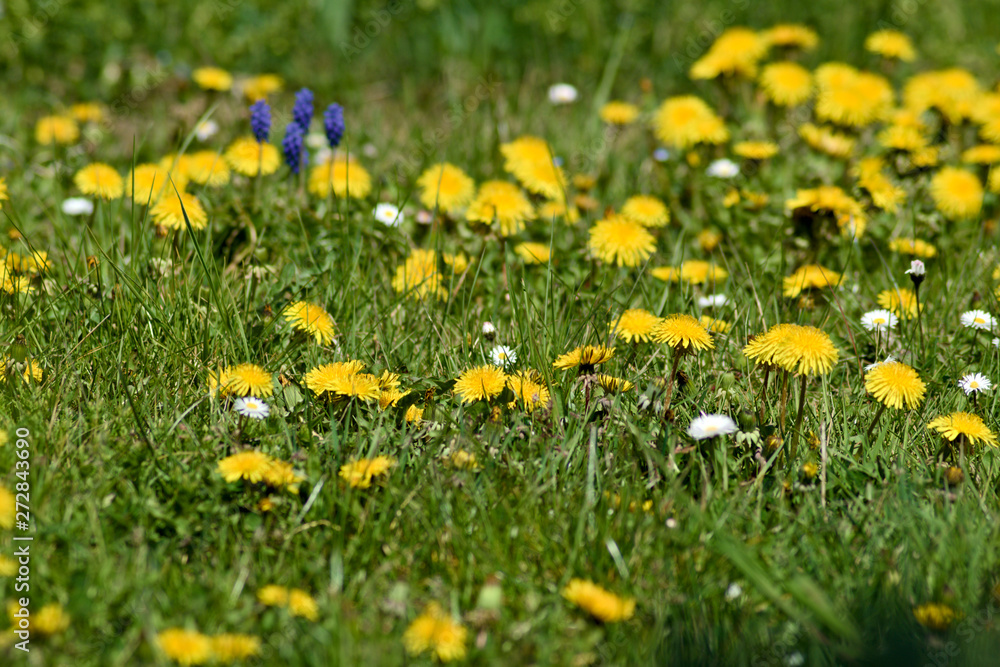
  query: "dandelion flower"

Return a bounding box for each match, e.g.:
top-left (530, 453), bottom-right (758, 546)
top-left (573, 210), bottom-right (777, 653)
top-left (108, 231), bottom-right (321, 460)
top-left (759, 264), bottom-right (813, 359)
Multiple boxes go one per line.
top-left (621, 195), bottom-right (669, 227)
top-left (257, 585), bottom-right (289, 607)
top-left (234, 397), bottom-right (270, 420)
top-left (404, 603), bottom-right (468, 662)
top-left (861, 310), bottom-right (898, 331)
top-left (33, 604), bottom-right (70, 636)
top-left (392, 249), bottom-right (446, 301)
top-left (652, 260), bottom-right (728, 286)
top-left (759, 62), bottom-right (813, 106)
top-left (878, 288), bottom-right (921, 320)
top-left (652, 96), bottom-right (729, 149)
top-left (700, 316), bottom-right (731, 334)
top-left (405, 405), bottom-right (424, 422)
top-left (489, 346), bottom-right (517, 368)
top-left (454, 365), bottom-right (507, 403)
top-left (959, 373), bottom-right (991, 395)
top-left (856, 157), bottom-right (905, 212)
top-left (210, 634), bottom-right (262, 661)
top-left (193, 67), bottom-right (233, 91)
top-left (961, 144), bottom-right (1000, 165)
top-left (743, 324), bottom-right (799, 367)
top-left (783, 265), bottom-right (843, 298)
top-left (865, 30), bottom-right (916, 61)
top-left (305, 155), bottom-right (372, 199)
top-left (652, 314), bottom-right (714, 351)
top-left (242, 73), bottom-right (283, 101)
top-left (506, 371), bottom-right (551, 411)
top-left (865, 361), bottom-right (926, 409)
top-left (733, 141), bottom-right (779, 160)
top-left (930, 167), bottom-right (983, 220)
top-left (762, 24), bottom-right (818, 50)
top-left (448, 450), bottom-right (480, 470)
top-left (218, 450), bottom-right (273, 483)
top-left (690, 27), bottom-right (769, 80)
top-left (688, 413), bottom-right (738, 439)
top-left (284, 302), bottom-right (335, 344)
top-left (815, 69), bottom-right (894, 127)
top-left (303, 361), bottom-right (366, 397)
top-left (599, 101), bottom-right (640, 125)
top-left (927, 412), bottom-right (999, 448)
top-left (288, 589), bottom-right (320, 621)
top-left (220, 363), bottom-right (274, 397)
top-left (126, 163), bottom-right (184, 202)
top-left (186, 151), bottom-right (231, 187)
top-left (466, 180), bottom-right (536, 236)
top-left (914, 603), bottom-right (960, 631)
top-left (35, 115), bottom-right (79, 145)
top-left (538, 198), bottom-right (580, 223)
top-left (588, 214), bottom-right (655, 267)
top-left (553, 345), bottom-right (614, 371)
top-left (799, 123), bottom-right (854, 158)
top-left (339, 456), bottom-right (396, 489)
top-left (417, 163), bottom-right (475, 214)
top-left (225, 136), bottom-right (281, 177)
top-left (514, 242), bottom-right (551, 264)
top-left (151, 191), bottom-right (208, 231)
top-left (610, 309), bottom-right (662, 343)
top-left (889, 238), bottom-right (937, 259)
top-left (562, 579), bottom-right (635, 623)
top-left (156, 628), bottom-right (212, 666)
top-left (0, 486), bottom-right (13, 529)
top-left (74, 163), bottom-right (123, 200)
top-left (500, 136), bottom-right (567, 199)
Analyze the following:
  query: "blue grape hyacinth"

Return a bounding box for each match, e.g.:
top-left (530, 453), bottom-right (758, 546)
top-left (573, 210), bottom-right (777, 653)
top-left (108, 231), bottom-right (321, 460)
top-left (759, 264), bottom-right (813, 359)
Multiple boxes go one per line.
top-left (282, 122), bottom-right (307, 175)
top-left (292, 88), bottom-right (314, 131)
top-left (250, 100), bottom-right (271, 143)
top-left (323, 103), bottom-right (344, 148)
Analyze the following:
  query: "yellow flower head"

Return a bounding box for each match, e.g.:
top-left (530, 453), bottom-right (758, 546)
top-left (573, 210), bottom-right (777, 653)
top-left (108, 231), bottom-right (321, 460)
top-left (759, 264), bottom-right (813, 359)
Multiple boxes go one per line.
top-left (218, 450), bottom-right (274, 484)
top-left (770, 325), bottom-right (839, 376)
top-left (759, 62), bottom-right (813, 106)
top-left (506, 370), bottom-right (551, 412)
top-left (257, 585), bottom-right (289, 607)
top-left (690, 27), bottom-right (769, 80)
top-left (284, 302), bottom-right (335, 345)
top-left (610, 308), bottom-right (662, 343)
top-left (217, 363), bottom-right (274, 397)
top-left (743, 323), bottom-right (800, 367)
top-left (588, 214), bottom-right (655, 267)
top-left (599, 101), bottom-right (640, 125)
top-left (339, 456), bottom-right (396, 489)
top-left (652, 314), bottom-right (714, 351)
top-left (815, 67), bottom-right (894, 127)
top-left (927, 412), bottom-right (998, 448)
top-left (651, 260), bottom-right (728, 286)
top-left (930, 167), bottom-right (983, 220)
top-left (782, 265), bottom-right (843, 298)
top-left (156, 628), bottom-right (213, 666)
top-left (242, 74), bottom-right (283, 101)
top-left (865, 361), bottom-right (926, 410)
top-left (417, 163), bottom-right (475, 214)
top-left (225, 136), bottom-right (281, 177)
top-left (652, 96), bottom-right (729, 149)
top-left (562, 578), bottom-right (635, 623)
top-left (288, 588), bottom-right (320, 621)
top-left (151, 191), bottom-right (208, 231)
top-left (553, 345), bottom-right (614, 371)
top-left (465, 180), bottom-right (536, 236)
top-left (307, 154), bottom-right (372, 198)
top-left (514, 242), bottom-right (551, 264)
top-left (186, 151), bottom-right (231, 187)
top-left (799, 123), bottom-right (855, 158)
top-left (762, 24), bottom-right (819, 50)
top-left (621, 195), bottom-right (669, 227)
top-left (865, 30), bottom-right (916, 61)
top-left (35, 115), bottom-right (79, 145)
top-left (888, 237), bottom-right (937, 259)
top-left (454, 365), bottom-right (507, 403)
top-left (392, 249), bottom-right (446, 301)
top-left (877, 288), bottom-right (920, 319)
top-left (500, 136), bottom-right (567, 199)
top-left (210, 634), bottom-right (262, 661)
top-left (0, 486), bottom-right (14, 529)
top-left (914, 603), bottom-right (961, 631)
top-left (127, 163), bottom-right (187, 202)
top-left (75, 163), bottom-right (124, 200)
top-left (404, 602), bottom-right (468, 662)
top-left (192, 66), bottom-right (233, 91)
top-left (734, 141), bottom-right (779, 160)
top-left (304, 361), bottom-right (366, 397)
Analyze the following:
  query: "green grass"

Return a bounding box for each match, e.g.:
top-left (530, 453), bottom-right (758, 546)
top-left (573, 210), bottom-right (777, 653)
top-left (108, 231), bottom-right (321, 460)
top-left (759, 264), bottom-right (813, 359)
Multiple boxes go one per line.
top-left (2, 1), bottom-right (1000, 665)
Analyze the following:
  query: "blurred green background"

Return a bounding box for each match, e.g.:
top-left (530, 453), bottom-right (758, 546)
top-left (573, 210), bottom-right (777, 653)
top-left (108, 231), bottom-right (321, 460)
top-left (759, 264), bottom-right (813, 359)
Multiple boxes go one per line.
top-left (4, 0), bottom-right (999, 108)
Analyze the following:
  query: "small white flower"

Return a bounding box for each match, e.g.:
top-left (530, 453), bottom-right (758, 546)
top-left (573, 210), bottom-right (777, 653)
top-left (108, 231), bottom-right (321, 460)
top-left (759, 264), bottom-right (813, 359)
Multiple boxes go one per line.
top-left (687, 413), bottom-right (738, 440)
top-left (724, 583), bottom-right (743, 601)
top-left (665, 517), bottom-right (678, 529)
top-left (305, 132), bottom-right (328, 149)
top-left (482, 321), bottom-right (496, 336)
top-left (653, 147), bottom-right (670, 162)
top-left (547, 83), bottom-right (578, 105)
top-left (959, 373), bottom-right (992, 395)
top-left (860, 309), bottom-right (898, 332)
top-left (373, 203), bottom-right (403, 227)
top-left (785, 653), bottom-right (805, 667)
top-left (961, 310), bottom-right (995, 330)
top-left (61, 197), bottom-right (94, 216)
top-left (234, 396), bottom-right (270, 420)
top-left (489, 345), bottom-right (517, 367)
top-left (864, 356), bottom-right (896, 372)
top-left (416, 210), bottom-right (434, 225)
top-left (706, 158), bottom-right (739, 178)
top-left (905, 259), bottom-right (925, 276)
top-left (697, 294), bottom-right (728, 308)
top-left (194, 119), bottom-right (219, 141)
top-left (362, 142), bottom-right (378, 158)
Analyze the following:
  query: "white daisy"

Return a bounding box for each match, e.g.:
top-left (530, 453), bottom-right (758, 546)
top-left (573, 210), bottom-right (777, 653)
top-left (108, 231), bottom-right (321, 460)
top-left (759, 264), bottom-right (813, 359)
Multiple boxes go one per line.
top-left (860, 309), bottom-right (898, 332)
top-left (234, 396), bottom-right (270, 420)
top-left (194, 119), bottom-right (219, 141)
top-left (489, 345), bottom-right (516, 368)
top-left (961, 310), bottom-right (995, 330)
top-left (687, 413), bottom-right (738, 440)
top-left (905, 259), bottom-right (925, 276)
top-left (959, 373), bottom-right (992, 395)
top-left (61, 197), bottom-right (94, 216)
top-left (724, 583), bottom-right (743, 601)
top-left (707, 158), bottom-right (739, 178)
top-left (547, 83), bottom-right (578, 105)
top-left (373, 203), bottom-right (403, 227)
top-left (697, 294), bottom-right (728, 308)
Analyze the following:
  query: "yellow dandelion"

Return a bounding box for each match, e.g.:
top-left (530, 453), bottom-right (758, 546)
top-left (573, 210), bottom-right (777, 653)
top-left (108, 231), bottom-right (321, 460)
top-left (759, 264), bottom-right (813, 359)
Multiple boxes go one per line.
top-left (878, 124), bottom-right (928, 152)
top-left (70, 102), bottom-right (105, 124)
top-left (621, 195), bottom-right (669, 227)
top-left (220, 363), bottom-right (273, 397)
top-left (698, 229), bottom-right (722, 252)
top-left (288, 589), bottom-right (320, 621)
top-left (914, 603), bottom-right (961, 631)
top-left (217, 450), bottom-right (274, 484)
top-left (888, 238), bottom-right (937, 259)
top-left (553, 345), bottom-right (614, 371)
top-left (339, 456), bottom-right (396, 489)
top-left (904, 68), bottom-right (981, 124)
top-left (35, 115), bottom-right (79, 145)
top-left (877, 288), bottom-right (920, 319)
top-left (930, 166), bottom-right (983, 220)
top-left (224, 136), bottom-right (281, 177)
top-left (865, 361), bottom-right (926, 410)
top-left (0, 555), bottom-right (16, 576)
top-left (927, 412), bottom-right (998, 448)
top-left (284, 302), bottom-right (335, 345)
top-left (210, 634), bottom-right (262, 661)
top-left (514, 242), bottom-right (551, 264)
top-left (865, 30), bottom-right (916, 61)
top-left (799, 123), bottom-right (855, 158)
top-left (156, 628), bottom-right (213, 666)
top-left (261, 459), bottom-right (304, 492)
top-left (454, 365), bottom-right (507, 403)
top-left (186, 151), bottom-right (231, 187)
top-left (442, 252), bottom-right (471, 274)
top-left (126, 163), bottom-right (186, 202)
top-left (610, 309), bottom-right (662, 343)
top-left (538, 198), bottom-right (580, 223)
top-left (816, 68), bottom-right (894, 127)
top-left (759, 61), bottom-right (813, 106)
top-left (598, 374), bottom-right (634, 392)
top-left (700, 315), bottom-right (731, 334)
top-left (74, 163), bottom-right (123, 200)
top-left (416, 163), bottom-right (475, 214)
top-left (151, 191), bottom-right (208, 231)
top-left (465, 180), bottom-right (536, 237)
top-left (856, 157), bottom-right (905, 213)
top-left (962, 144), bottom-right (1000, 165)
top-left (599, 101), bottom-right (640, 125)
top-left (652, 96), bottom-right (729, 149)
top-left (242, 73), bottom-right (283, 101)
top-left (379, 388), bottom-right (409, 410)
top-left (743, 323), bottom-right (799, 368)
top-left (392, 248), bottom-right (446, 301)
top-left (651, 260), bottom-right (728, 286)
top-left (770, 325), bottom-right (839, 376)
top-left (500, 136), bottom-right (567, 199)
top-left (588, 214), bottom-right (655, 267)
top-left (762, 24), bottom-right (818, 50)
top-left (257, 585), bottom-right (289, 607)
top-left (31, 604), bottom-right (69, 636)
top-left (405, 404), bottom-right (424, 423)
top-left (304, 361), bottom-right (366, 397)
top-left (404, 603), bottom-right (468, 662)
top-left (782, 265), bottom-right (843, 298)
top-left (652, 314), bottom-right (714, 351)
top-left (562, 578), bottom-right (635, 623)
top-left (734, 141), bottom-right (778, 160)
top-left (192, 66), bottom-right (233, 91)
top-left (448, 450), bottom-right (481, 470)
top-left (690, 27), bottom-right (769, 80)
top-left (506, 371), bottom-right (551, 412)
top-left (329, 372), bottom-right (382, 402)
top-left (0, 486), bottom-right (13, 529)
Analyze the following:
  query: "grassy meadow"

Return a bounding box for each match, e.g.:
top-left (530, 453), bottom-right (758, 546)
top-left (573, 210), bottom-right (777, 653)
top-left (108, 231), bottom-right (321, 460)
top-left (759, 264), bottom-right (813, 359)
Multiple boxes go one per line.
top-left (3, 1), bottom-right (1000, 665)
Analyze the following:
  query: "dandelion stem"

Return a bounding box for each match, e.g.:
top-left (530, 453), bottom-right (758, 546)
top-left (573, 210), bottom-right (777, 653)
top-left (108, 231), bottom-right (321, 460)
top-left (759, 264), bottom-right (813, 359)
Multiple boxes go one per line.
top-left (789, 375), bottom-right (808, 462)
top-left (778, 370), bottom-right (790, 431)
top-left (865, 402), bottom-right (886, 444)
top-left (758, 365), bottom-right (770, 425)
top-left (914, 284), bottom-right (924, 361)
top-left (662, 348), bottom-right (682, 418)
